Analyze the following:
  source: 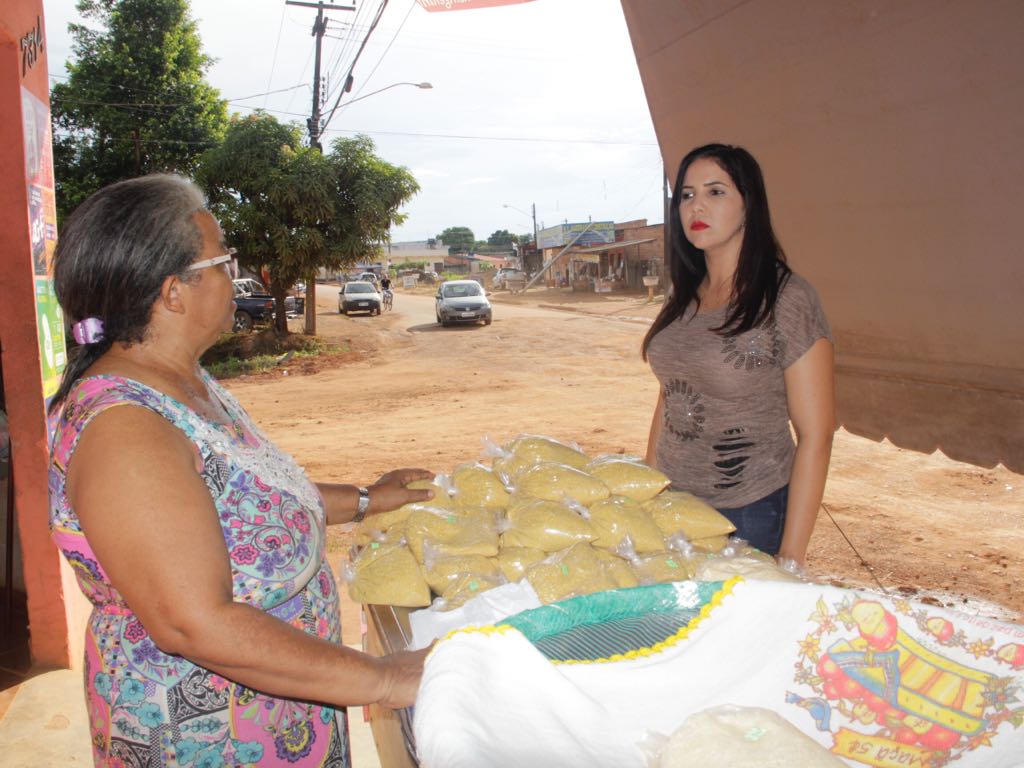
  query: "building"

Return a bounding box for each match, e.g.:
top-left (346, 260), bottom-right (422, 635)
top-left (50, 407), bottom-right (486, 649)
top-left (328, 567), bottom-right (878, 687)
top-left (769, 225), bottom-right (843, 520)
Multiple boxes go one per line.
top-left (536, 218), bottom-right (664, 292)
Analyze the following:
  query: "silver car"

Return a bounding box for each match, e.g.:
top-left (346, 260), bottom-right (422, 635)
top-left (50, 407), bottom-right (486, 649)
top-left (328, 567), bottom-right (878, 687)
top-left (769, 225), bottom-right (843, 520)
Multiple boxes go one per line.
top-left (436, 280), bottom-right (492, 327)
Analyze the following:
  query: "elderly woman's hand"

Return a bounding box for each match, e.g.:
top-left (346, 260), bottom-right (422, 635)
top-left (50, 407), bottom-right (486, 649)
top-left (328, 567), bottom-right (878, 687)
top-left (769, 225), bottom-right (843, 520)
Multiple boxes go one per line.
top-left (369, 468), bottom-right (435, 514)
top-left (375, 646), bottom-right (431, 709)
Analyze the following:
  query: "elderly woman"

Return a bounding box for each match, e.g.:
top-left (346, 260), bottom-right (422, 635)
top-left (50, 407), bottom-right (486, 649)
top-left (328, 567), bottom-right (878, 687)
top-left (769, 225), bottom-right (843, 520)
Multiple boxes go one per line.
top-left (49, 174), bottom-right (430, 767)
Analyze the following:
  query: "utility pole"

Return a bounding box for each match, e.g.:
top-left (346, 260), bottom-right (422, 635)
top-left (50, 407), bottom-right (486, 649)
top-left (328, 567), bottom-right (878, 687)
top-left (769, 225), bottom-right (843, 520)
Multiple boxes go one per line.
top-left (286, 0), bottom-right (354, 334)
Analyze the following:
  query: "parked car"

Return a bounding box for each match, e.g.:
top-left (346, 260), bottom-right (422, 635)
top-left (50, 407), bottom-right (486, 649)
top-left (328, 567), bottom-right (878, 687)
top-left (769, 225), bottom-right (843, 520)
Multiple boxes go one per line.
top-left (492, 267), bottom-right (526, 290)
top-left (436, 280), bottom-right (492, 327)
top-left (231, 279), bottom-right (305, 331)
top-left (339, 280), bottom-right (382, 316)
top-left (232, 282), bottom-right (275, 332)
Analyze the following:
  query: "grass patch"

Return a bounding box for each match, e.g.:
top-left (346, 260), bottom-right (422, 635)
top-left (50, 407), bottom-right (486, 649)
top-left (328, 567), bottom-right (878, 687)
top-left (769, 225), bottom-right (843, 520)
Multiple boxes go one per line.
top-left (201, 330), bottom-right (339, 379)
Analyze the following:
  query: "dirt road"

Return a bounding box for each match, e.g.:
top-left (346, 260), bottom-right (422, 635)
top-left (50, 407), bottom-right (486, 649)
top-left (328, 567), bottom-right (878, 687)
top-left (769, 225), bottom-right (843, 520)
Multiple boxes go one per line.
top-left (224, 284), bottom-right (1024, 624)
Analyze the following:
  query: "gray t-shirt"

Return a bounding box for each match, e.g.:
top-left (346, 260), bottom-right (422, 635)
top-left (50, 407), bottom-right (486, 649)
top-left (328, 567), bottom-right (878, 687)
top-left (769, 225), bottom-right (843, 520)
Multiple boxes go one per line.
top-left (647, 272), bottom-right (832, 509)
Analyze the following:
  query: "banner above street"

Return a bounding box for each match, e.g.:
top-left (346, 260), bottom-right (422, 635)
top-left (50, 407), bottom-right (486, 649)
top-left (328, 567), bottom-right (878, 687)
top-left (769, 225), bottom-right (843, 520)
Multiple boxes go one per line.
top-left (416, 0), bottom-right (536, 11)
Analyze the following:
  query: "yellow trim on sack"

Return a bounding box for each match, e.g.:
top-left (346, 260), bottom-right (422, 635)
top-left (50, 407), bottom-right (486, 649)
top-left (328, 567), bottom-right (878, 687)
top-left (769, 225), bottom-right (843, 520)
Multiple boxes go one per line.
top-left (427, 578), bottom-right (743, 665)
top-left (552, 576), bottom-right (742, 666)
top-left (440, 623), bottom-right (517, 644)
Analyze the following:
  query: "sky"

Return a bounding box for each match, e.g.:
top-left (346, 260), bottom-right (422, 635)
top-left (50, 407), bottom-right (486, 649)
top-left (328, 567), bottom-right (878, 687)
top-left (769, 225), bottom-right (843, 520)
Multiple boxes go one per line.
top-left (41, 0), bottom-right (665, 244)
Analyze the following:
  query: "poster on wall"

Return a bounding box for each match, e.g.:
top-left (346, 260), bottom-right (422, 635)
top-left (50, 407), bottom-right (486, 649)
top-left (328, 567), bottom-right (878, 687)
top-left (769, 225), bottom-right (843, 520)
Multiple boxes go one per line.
top-left (34, 278), bottom-right (66, 398)
top-left (22, 84), bottom-right (65, 398)
top-left (22, 85), bottom-right (57, 276)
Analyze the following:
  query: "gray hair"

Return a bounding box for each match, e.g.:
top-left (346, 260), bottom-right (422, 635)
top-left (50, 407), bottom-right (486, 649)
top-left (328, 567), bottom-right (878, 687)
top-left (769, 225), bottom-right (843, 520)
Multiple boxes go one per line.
top-left (50, 174), bottom-right (207, 410)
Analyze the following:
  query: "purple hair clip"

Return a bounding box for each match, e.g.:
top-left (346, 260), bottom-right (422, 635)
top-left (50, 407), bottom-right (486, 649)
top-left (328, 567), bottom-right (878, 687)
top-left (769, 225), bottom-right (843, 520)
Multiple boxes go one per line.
top-left (72, 317), bottom-right (105, 345)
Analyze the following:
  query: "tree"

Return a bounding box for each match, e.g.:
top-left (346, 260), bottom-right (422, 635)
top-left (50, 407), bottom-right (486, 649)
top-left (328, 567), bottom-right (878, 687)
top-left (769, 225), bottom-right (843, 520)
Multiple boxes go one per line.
top-left (437, 226), bottom-right (475, 254)
top-left (199, 114), bottom-right (418, 333)
top-left (487, 229), bottom-right (514, 246)
top-left (51, 0), bottom-right (227, 222)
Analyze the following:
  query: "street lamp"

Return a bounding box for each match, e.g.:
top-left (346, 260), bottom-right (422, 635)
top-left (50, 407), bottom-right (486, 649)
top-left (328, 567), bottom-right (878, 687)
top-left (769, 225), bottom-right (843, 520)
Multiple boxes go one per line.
top-left (322, 81), bottom-right (432, 132)
top-left (502, 202), bottom-right (537, 247)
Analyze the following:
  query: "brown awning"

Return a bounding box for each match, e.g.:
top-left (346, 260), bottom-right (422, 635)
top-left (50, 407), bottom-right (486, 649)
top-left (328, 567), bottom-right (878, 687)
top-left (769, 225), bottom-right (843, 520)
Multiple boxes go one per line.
top-left (621, 1), bottom-right (1024, 471)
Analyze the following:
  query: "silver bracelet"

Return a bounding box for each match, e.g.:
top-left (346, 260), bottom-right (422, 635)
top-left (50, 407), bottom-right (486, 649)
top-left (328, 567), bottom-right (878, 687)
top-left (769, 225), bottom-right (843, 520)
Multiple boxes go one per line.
top-left (354, 486), bottom-right (371, 523)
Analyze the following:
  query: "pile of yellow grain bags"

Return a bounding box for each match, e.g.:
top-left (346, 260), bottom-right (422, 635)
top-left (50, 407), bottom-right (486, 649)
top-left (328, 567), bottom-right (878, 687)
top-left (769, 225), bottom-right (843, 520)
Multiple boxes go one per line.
top-left (346, 435), bottom-right (791, 609)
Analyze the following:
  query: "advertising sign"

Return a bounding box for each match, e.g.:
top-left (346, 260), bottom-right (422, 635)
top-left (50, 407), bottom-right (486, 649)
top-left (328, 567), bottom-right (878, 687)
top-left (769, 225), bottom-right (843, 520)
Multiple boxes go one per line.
top-left (416, 0), bottom-right (535, 11)
top-left (34, 278), bottom-right (66, 397)
top-left (22, 82), bottom-right (66, 398)
top-left (537, 221), bottom-right (616, 249)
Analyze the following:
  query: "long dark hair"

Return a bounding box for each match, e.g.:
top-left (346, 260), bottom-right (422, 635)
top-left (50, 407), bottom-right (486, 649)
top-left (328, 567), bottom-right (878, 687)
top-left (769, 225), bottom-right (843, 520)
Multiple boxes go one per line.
top-left (642, 143), bottom-right (790, 360)
top-left (49, 174), bottom-right (206, 412)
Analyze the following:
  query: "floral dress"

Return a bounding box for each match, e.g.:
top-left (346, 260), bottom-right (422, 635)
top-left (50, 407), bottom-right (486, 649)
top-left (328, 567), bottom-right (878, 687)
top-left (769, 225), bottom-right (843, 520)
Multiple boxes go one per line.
top-left (49, 373), bottom-right (350, 767)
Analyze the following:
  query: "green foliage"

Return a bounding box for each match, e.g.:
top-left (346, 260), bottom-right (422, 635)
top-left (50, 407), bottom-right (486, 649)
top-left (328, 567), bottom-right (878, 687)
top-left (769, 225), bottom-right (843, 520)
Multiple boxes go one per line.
top-left (201, 330), bottom-right (337, 379)
top-left (488, 229), bottom-right (514, 246)
top-left (51, 0), bottom-right (227, 222)
top-left (198, 115), bottom-right (418, 332)
top-left (392, 259), bottom-right (429, 270)
top-left (437, 226), bottom-right (475, 254)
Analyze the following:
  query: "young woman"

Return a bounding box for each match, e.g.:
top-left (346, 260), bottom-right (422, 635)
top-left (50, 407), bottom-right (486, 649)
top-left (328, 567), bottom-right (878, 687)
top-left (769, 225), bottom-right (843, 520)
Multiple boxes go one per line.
top-left (643, 144), bottom-right (835, 564)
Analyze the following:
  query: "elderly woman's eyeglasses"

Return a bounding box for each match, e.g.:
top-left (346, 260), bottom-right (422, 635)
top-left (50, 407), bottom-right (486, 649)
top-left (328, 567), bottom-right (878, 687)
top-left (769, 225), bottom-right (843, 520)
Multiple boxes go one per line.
top-left (188, 247), bottom-right (237, 272)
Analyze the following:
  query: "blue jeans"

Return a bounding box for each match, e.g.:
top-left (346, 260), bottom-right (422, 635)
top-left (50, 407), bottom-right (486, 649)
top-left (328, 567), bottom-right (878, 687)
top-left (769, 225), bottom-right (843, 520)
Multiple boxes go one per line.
top-left (717, 485), bottom-right (789, 555)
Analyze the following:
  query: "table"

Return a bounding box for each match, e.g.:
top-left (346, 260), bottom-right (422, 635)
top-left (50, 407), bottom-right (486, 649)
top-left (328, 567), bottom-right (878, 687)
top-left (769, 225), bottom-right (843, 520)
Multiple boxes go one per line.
top-left (363, 604), bottom-right (419, 767)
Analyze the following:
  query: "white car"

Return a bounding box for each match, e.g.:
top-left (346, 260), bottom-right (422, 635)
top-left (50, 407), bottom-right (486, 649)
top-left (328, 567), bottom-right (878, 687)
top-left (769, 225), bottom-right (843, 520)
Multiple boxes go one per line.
top-left (338, 281), bottom-right (383, 316)
top-left (492, 268), bottom-right (526, 290)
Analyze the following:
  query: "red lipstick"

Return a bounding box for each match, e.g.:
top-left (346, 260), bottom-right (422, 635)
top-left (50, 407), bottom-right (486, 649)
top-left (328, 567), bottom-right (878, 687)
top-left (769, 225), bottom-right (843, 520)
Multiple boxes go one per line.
top-left (690, 221), bottom-right (709, 231)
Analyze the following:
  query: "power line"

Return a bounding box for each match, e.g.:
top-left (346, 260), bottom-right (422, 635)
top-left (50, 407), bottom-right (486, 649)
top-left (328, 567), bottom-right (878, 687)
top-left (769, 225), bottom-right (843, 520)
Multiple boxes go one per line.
top-left (262, 4), bottom-right (288, 108)
top-left (341, 0), bottom-right (415, 108)
top-left (322, 2), bottom-right (379, 101)
top-left (55, 127), bottom-right (657, 148)
top-left (322, 126), bottom-right (659, 146)
top-left (320, 0), bottom-right (389, 132)
top-left (50, 83), bottom-right (309, 108)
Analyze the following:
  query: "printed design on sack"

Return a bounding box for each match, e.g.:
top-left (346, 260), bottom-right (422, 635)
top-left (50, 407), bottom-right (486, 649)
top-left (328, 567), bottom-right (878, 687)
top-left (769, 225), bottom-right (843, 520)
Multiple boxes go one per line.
top-left (787, 594), bottom-right (1023, 767)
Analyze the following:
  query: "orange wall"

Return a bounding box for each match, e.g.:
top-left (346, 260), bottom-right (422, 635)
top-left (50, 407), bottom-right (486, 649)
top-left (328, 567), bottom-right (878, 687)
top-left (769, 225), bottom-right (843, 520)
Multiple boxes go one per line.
top-left (0, 0), bottom-right (86, 669)
top-left (621, 0), bottom-right (1024, 471)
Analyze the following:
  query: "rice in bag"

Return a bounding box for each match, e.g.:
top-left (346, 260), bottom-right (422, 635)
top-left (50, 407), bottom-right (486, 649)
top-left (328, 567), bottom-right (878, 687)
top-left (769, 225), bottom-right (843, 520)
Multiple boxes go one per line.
top-left (451, 464), bottom-right (510, 509)
top-left (438, 572), bottom-right (505, 611)
top-left (504, 434), bottom-right (590, 469)
top-left (347, 542), bottom-right (431, 607)
top-left (689, 535), bottom-right (731, 553)
top-left (526, 544), bottom-right (618, 604)
top-left (631, 552), bottom-right (697, 584)
top-left (405, 505), bottom-right (500, 562)
top-left (501, 497), bottom-right (595, 551)
top-left (588, 496), bottom-right (665, 553)
top-left (494, 546), bottom-right (547, 582)
top-left (593, 548), bottom-right (640, 589)
top-left (643, 491), bottom-right (736, 540)
top-left (516, 462), bottom-right (610, 506)
top-left (586, 457), bottom-right (670, 501)
top-left (421, 550), bottom-right (502, 595)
